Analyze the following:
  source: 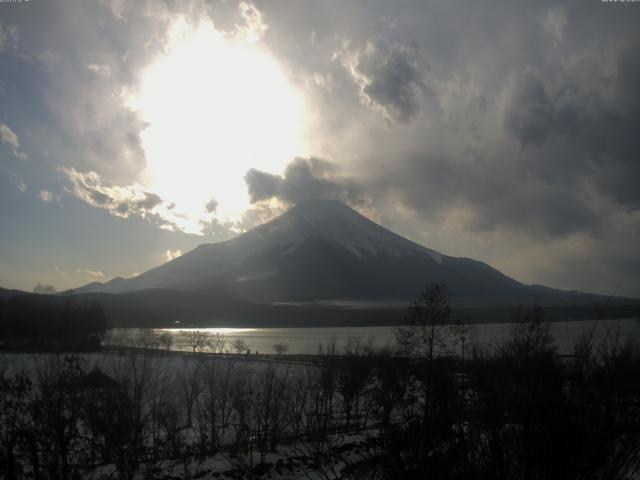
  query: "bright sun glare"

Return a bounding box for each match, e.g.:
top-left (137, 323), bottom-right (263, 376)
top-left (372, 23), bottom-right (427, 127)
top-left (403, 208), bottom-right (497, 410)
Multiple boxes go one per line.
top-left (128, 18), bottom-right (307, 232)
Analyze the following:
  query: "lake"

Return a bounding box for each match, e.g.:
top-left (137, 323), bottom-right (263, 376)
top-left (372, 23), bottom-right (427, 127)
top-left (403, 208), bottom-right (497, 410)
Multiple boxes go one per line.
top-left (105, 318), bottom-right (640, 356)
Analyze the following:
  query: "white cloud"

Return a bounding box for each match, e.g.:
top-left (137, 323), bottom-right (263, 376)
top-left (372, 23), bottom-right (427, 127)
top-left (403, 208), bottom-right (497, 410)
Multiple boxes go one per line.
top-left (38, 190), bottom-right (54, 202)
top-left (165, 249), bottom-right (182, 262)
top-left (100, 0), bottom-right (127, 20)
top-left (62, 167), bottom-right (219, 234)
top-left (0, 22), bottom-right (19, 51)
top-left (64, 167), bottom-right (164, 217)
top-left (0, 123), bottom-right (28, 160)
top-left (310, 72), bottom-right (336, 92)
top-left (86, 63), bottom-right (112, 78)
top-left (37, 51), bottom-right (57, 64)
top-left (237, 2), bottom-right (269, 43)
top-left (78, 269), bottom-right (105, 279)
top-left (55, 267), bottom-right (69, 279)
top-left (0, 124), bottom-right (19, 151)
top-left (8, 171), bottom-right (26, 192)
top-left (543, 7), bottom-right (567, 44)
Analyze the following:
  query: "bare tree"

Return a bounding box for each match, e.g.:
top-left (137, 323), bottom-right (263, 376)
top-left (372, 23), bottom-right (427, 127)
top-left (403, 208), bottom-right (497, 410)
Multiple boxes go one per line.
top-left (229, 366), bottom-right (254, 457)
top-left (217, 359), bottom-right (236, 433)
top-left (0, 371), bottom-right (34, 480)
top-left (206, 333), bottom-right (227, 354)
top-left (112, 353), bottom-right (158, 474)
top-left (272, 343), bottom-right (289, 356)
top-left (232, 338), bottom-right (249, 354)
top-left (498, 305), bottom-right (556, 363)
top-left (33, 282), bottom-right (57, 295)
top-left (198, 359), bottom-right (221, 454)
top-left (159, 332), bottom-right (173, 351)
top-left (135, 329), bottom-right (160, 350)
top-left (395, 284), bottom-right (452, 431)
top-left (185, 330), bottom-right (208, 353)
top-left (175, 357), bottom-right (203, 429)
top-left (289, 372), bottom-right (311, 438)
top-left (32, 355), bottom-right (85, 480)
top-left (338, 337), bottom-right (372, 431)
top-left (371, 347), bottom-right (408, 431)
top-left (395, 283), bottom-right (451, 361)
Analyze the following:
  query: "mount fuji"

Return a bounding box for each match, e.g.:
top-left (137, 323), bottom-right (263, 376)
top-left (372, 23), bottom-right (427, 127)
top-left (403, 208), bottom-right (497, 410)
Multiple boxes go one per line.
top-left (76, 199), bottom-right (528, 299)
top-left (72, 199), bottom-right (636, 326)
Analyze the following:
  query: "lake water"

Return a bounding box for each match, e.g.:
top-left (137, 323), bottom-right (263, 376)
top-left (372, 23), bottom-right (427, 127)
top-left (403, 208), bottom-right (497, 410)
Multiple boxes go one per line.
top-left (105, 318), bottom-right (640, 356)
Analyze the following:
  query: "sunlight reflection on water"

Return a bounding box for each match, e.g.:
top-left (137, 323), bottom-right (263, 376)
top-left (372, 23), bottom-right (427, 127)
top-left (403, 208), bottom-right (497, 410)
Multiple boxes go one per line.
top-left (163, 328), bottom-right (258, 334)
top-left (105, 318), bottom-right (640, 356)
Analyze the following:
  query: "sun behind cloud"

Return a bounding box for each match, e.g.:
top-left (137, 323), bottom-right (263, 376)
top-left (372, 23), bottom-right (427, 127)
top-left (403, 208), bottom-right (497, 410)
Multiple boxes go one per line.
top-left (127, 15), bottom-right (308, 232)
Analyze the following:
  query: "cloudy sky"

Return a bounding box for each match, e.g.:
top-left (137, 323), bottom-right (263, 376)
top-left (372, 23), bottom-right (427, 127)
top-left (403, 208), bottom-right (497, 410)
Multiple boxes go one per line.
top-left (1, 0), bottom-right (639, 297)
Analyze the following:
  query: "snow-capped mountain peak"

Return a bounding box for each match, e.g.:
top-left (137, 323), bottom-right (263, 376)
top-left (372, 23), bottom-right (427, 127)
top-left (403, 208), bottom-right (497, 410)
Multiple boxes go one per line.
top-left (74, 198), bottom-right (522, 300)
top-left (246, 198), bottom-right (443, 261)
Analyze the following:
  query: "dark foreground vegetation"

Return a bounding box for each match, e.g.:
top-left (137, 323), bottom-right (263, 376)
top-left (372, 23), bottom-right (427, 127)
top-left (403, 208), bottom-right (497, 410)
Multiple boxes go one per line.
top-left (1, 286), bottom-right (640, 479)
top-left (0, 293), bottom-right (107, 350)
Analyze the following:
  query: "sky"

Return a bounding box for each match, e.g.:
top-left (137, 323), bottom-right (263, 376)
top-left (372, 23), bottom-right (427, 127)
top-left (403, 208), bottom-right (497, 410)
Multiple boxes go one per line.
top-left (0, 0), bottom-right (639, 297)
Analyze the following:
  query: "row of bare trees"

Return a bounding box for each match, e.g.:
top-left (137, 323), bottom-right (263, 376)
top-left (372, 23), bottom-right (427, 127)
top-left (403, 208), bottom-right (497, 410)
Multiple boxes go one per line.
top-left (105, 329), bottom-right (282, 355)
top-left (0, 344), bottom-right (400, 479)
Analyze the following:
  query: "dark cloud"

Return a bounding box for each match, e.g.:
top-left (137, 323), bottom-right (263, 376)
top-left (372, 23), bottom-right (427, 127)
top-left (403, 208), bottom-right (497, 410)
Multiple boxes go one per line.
top-left (499, 36), bottom-right (640, 212)
top-left (595, 164), bottom-right (640, 209)
top-left (361, 46), bottom-right (426, 122)
top-left (134, 192), bottom-right (163, 210)
top-left (467, 183), bottom-right (601, 237)
top-left (337, 40), bottom-right (427, 122)
top-left (0, 21), bottom-right (19, 51)
top-left (199, 218), bottom-right (236, 241)
top-left (244, 169), bottom-right (282, 203)
top-left (502, 70), bottom-right (556, 147)
top-left (205, 197), bottom-right (218, 213)
top-left (245, 157), bottom-right (365, 206)
top-left (88, 189), bottom-right (111, 206)
top-left (374, 152), bottom-right (602, 241)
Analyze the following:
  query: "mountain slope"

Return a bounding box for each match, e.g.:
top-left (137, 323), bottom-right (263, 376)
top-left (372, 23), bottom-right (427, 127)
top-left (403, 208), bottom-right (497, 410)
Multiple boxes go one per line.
top-left (73, 199), bottom-right (580, 304)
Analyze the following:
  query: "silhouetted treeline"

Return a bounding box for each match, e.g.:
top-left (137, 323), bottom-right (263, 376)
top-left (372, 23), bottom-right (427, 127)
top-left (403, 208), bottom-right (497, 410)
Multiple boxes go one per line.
top-left (0, 294), bottom-right (107, 350)
top-left (2, 313), bottom-right (639, 479)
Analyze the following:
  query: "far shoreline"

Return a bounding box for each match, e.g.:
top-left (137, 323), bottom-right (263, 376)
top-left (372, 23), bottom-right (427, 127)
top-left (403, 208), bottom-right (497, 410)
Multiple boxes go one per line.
top-left (102, 303), bottom-right (640, 329)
